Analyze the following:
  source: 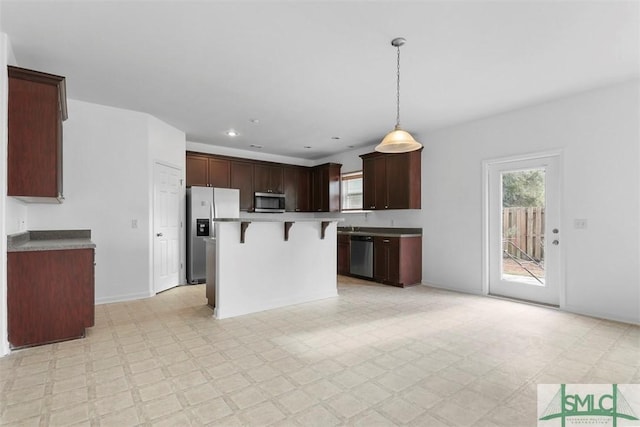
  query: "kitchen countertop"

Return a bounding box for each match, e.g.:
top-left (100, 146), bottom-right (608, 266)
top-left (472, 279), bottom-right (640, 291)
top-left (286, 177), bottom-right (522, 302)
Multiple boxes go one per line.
top-left (7, 230), bottom-right (95, 252)
top-left (214, 218), bottom-right (344, 223)
top-left (337, 227), bottom-right (422, 238)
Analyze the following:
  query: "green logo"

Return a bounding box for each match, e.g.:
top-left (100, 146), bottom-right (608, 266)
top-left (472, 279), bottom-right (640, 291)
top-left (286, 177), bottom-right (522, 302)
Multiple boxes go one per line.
top-left (538, 384), bottom-right (639, 427)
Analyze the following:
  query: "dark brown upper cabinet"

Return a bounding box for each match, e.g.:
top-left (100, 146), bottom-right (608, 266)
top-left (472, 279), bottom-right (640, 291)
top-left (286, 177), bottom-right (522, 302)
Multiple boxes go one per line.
top-left (360, 149), bottom-right (422, 210)
top-left (230, 161), bottom-right (254, 211)
top-left (283, 166), bottom-right (310, 212)
top-left (185, 152), bottom-right (230, 188)
top-left (311, 163), bottom-right (342, 212)
top-left (8, 66), bottom-right (68, 203)
top-left (254, 164), bottom-right (284, 194)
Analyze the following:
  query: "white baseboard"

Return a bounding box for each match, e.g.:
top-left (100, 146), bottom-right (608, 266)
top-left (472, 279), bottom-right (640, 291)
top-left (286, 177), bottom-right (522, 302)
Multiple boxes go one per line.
top-left (95, 291), bottom-right (154, 305)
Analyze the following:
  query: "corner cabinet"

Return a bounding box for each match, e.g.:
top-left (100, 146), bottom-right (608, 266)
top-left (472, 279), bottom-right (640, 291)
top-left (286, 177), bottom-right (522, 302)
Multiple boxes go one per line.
top-left (8, 66), bottom-right (68, 203)
top-left (311, 163), bottom-right (342, 212)
top-left (373, 236), bottom-right (422, 287)
top-left (361, 149), bottom-right (422, 210)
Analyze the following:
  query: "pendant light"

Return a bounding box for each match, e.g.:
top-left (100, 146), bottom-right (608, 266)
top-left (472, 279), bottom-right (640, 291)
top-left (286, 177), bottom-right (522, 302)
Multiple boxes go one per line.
top-left (375, 37), bottom-right (422, 153)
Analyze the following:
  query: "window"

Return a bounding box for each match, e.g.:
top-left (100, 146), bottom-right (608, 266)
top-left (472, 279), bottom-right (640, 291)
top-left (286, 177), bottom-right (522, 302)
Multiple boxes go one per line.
top-left (341, 171), bottom-right (363, 210)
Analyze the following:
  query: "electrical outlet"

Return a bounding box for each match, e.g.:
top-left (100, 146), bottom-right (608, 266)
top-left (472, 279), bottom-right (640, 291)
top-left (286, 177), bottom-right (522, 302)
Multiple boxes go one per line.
top-left (573, 219), bottom-right (587, 229)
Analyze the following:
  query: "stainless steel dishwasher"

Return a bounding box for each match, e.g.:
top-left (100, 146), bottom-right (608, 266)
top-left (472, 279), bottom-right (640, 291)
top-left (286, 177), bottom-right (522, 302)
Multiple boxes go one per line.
top-left (350, 235), bottom-right (374, 278)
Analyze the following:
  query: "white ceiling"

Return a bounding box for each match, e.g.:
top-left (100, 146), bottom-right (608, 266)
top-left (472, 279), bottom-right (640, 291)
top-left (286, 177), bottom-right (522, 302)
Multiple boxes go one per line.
top-left (2, 1), bottom-right (638, 159)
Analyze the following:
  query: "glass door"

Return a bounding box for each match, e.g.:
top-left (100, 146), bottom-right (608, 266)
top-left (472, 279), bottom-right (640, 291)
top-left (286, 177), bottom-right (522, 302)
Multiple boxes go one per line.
top-left (488, 155), bottom-right (561, 305)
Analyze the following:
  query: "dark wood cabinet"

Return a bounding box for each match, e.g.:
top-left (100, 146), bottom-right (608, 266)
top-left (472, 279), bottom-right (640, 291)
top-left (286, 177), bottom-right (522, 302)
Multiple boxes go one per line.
top-left (208, 158), bottom-right (231, 188)
top-left (361, 149), bottom-right (422, 210)
top-left (363, 156), bottom-right (388, 210)
top-left (284, 166), bottom-right (310, 212)
top-left (230, 161), bottom-right (254, 211)
top-left (373, 236), bottom-right (422, 287)
top-left (337, 234), bottom-right (351, 275)
top-left (186, 154), bottom-right (208, 187)
top-left (186, 153), bottom-right (230, 188)
top-left (254, 164), bottom-right (284, 194)
top-left (8, 248), bottom-right (95, 348)
top-left (8, 66), bottom-right (67, 203)
top-left (311, 163), bottom-right (342, 212)
top-left (185, 153), bottom-right (341, 212)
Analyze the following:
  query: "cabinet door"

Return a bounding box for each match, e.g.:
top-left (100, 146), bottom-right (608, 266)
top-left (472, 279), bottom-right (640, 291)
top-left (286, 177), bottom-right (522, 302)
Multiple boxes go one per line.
top-left (8, 74), bottom-right (62, 199)
top-left (373, 237), bottom-right (390, 282)
top-left (230, 161), bottom-right (254, 211)
top-left (362, 155), bottom-right (386, 210)
top-left (337, 235), bottom-right (351, 275)
top-left (8, 249), bottom-right (94, 347)
top-left (208, 158), bottom-right (230, 188)
top-left (254, 164), bottom-right (284, 193)
top-left (284, 166), bottom-right (310, 212)
top-left (362, 157), bottom-right (376, 209)
top-left (374, 237), bottom-right (400, 284)
top-left (186, 155), bottom-right (208, 187)
top-left (311, 167), bottom-right (326, 212)
top-left (374, 156), bottom-right (387, 210)
top-left (297, 168), bottom-right (311, 212)
top-left (386, 154), bottom-right (410, 209)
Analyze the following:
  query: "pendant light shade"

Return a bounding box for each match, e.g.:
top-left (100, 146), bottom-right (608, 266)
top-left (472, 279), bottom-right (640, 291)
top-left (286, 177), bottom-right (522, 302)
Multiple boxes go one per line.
top-left (375, 37), bottom-right (422, 154)
top-left (377, 126), bottom-right (421, 153)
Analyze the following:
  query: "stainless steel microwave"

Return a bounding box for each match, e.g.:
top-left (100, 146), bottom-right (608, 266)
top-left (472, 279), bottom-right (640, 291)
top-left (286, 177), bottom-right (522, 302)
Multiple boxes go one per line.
top-left (254, 192), bottom-right (285, 213)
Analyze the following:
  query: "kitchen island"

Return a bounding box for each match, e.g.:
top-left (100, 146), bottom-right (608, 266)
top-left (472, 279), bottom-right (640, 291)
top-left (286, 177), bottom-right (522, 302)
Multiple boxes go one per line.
top-left (206, 218), bottom-right (342, 319)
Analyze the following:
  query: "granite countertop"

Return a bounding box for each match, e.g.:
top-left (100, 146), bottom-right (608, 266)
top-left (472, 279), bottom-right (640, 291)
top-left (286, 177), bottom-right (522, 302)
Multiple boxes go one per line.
top-left (337, 227), bottom-right (422, 238)
top-left (7, 230), bottom-right (95, 252)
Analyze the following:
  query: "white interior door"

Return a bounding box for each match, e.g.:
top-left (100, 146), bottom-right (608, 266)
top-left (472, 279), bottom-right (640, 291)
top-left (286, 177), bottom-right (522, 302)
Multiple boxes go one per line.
top-left (488, 154), bottom-right (561, 306)
top-left (154, 163), bottom-right (181, 294)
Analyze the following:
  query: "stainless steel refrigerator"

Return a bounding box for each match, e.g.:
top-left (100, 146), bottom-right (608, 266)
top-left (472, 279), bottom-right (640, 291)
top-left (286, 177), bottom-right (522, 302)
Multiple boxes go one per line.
top-left (187, 186), bottom-right (240, 284)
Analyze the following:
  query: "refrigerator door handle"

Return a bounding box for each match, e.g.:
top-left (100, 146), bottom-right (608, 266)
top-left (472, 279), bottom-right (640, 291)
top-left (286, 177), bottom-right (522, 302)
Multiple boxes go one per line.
top-left (210, 201), bottom-right (215, 237)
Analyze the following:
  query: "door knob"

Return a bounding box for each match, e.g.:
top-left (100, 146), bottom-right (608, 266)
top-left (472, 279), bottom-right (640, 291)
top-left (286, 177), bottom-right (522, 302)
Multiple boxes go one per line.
top-left (157, 233), bottom-right (163, 237)
top-left (552, 240), bottom-right (559, 245)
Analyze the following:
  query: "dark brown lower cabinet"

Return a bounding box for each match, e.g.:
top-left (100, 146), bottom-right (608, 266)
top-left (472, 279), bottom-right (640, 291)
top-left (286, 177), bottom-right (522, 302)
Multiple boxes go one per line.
top-left (337, 234), bottom-right (351, 275)
top-left (8, 249), bottom-right (95, 348)
top-left (373, 236), bottom-right (422, 287)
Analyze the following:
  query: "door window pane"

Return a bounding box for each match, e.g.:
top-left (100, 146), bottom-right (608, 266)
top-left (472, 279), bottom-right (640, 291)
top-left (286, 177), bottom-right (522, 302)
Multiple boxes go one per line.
top-left (501, 168), bottom-right (546, 285)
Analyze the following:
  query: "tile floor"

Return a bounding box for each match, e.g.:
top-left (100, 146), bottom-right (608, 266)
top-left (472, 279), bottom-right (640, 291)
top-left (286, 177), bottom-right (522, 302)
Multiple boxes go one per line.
top-left (0, 277), bottom-right (638, 426)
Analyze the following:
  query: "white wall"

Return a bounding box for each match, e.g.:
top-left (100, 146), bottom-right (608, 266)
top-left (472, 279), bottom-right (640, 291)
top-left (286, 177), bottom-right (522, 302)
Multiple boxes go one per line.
top-left (320, 80), bottom-right (640, 324)
top-left (26, 100), bottom-right (186, 303)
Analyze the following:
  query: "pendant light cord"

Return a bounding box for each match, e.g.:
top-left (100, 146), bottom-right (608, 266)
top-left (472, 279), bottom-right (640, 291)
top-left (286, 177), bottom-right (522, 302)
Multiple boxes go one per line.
top-left (396, 43), bottom-right (401, 128)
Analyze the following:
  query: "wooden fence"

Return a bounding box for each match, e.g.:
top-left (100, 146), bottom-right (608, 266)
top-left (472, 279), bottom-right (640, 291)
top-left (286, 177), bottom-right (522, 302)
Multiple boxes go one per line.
top-left (503, 207), bottom-right (545, 261)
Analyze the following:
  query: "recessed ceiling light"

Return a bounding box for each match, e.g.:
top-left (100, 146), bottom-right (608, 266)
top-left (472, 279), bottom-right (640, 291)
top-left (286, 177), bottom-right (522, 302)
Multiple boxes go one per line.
top-left (348, 145), bottom-right (355, 149)
top-left (225, 130), bottom-right (238, 137)
top-left (304, 146), bottom-right (312, 149)
top-left (250, 144), bottom-right (263, 149)
top-left (249, 119), bottom-right (260, 124)
top-left (331, 136), bottom-right (341, 140)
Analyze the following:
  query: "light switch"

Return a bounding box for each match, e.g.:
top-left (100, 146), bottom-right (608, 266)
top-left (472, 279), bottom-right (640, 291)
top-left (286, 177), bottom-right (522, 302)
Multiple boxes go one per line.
top-left (132, 219), bottom-right (138, 229)
top-left (573, 219), bottom-right (587, 229)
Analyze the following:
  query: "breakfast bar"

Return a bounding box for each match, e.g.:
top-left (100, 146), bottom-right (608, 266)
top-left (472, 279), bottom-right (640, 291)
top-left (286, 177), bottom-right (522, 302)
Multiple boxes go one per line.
top-left (206, 218), bottom-right (342, 319)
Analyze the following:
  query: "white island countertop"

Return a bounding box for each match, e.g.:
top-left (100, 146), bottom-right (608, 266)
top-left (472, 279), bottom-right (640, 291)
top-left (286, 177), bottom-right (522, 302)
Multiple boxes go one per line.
top-left (206, 219), bottom-right (342, 319)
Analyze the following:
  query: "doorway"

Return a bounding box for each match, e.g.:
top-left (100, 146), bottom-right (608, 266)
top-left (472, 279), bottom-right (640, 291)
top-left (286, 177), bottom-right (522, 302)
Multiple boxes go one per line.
top-left (153, 162), bottom-right (181, 294)
top-left (484, 153), bottom-right (562, 306)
